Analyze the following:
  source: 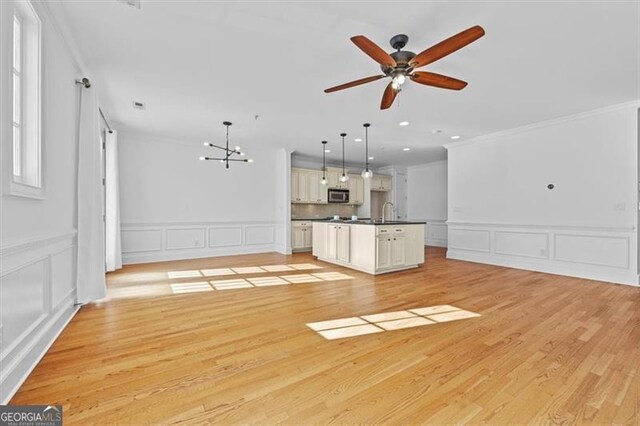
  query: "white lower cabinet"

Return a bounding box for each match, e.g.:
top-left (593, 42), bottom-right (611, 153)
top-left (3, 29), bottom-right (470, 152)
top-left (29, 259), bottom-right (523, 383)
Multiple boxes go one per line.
top-left (376, 229), bottom-right (405, 269)
top-left (391, 236), bottom-right (406, 266)
top-left (314, 222), bottom-right (425, 275)
top-left (376, 236), bottom-right (391, 269)
top-left (326, 224), bottom-right (350, 262)
top-left (337, 225), bottom-right (350, 263)
top-left (292, 222), bottom-right (313, 251)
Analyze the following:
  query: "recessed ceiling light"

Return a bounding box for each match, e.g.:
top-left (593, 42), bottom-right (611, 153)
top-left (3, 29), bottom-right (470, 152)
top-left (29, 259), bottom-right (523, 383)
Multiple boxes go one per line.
top-left (324, 149), bottom-right (331, 153)
top-left (368, 156), bottom-right (374, 160)
top-left (403, 148), bottom-right (411, 151)
top-left (354, 138), bottom-right (362, 142)
top-left (399, 121), bottom-right (410, 126)
top-left (451, 135), bottom-right (460, 140)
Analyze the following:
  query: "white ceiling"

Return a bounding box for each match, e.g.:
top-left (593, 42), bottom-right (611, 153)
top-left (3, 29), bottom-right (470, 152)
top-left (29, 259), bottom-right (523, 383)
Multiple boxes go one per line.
top-left (57, 1), bottom-right (639, 166)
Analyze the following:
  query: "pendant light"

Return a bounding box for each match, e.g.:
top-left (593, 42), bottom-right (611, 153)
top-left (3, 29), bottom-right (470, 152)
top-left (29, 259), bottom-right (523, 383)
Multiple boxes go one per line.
top-left (339, 132), bottom-right (349, 183)
top-left (320, 141), bottom-right (328, 185)
top-left (361, 123), bottom-right (373, 179)
top-left (200, 121), bottom-right (253, 168)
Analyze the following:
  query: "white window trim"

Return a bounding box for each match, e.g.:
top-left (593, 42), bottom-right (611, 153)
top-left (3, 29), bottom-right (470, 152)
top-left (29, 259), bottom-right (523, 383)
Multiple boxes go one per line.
top-left (9, 1), bottom-right (44, 200)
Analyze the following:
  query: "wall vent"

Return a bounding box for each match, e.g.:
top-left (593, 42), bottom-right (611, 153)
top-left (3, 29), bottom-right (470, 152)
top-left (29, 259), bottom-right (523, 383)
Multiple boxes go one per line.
top-left (117, 0), bottom-right (141, 10)
top-left (133, 101), bottom-right (145, 110)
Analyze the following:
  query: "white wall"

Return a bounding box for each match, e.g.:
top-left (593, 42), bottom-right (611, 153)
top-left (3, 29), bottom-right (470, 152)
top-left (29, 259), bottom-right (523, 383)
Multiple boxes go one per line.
top-left (118, 131), bottom-right (287, 263)
top-left (0, 1), bottom-right (82, 403)
top-left (407, 161), bottom-right (448, 247)
top-left (446, 102), bottom-right (639, 285)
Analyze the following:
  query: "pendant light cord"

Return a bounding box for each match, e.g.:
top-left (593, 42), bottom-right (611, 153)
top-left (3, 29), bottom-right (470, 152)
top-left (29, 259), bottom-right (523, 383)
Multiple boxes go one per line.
top-left (341, 133), bottom-right (346, 177)
top-left (225, 123), bottom-right (230, 169)
top-left (321, 141), bottom-right (327, 179)
top-left (365, 125), bottom-right (369, 171)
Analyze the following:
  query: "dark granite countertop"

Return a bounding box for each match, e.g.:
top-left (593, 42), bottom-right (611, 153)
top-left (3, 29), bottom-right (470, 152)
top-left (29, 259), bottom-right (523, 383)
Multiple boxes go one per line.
top-left (296, 219), bottom-right (425, 225)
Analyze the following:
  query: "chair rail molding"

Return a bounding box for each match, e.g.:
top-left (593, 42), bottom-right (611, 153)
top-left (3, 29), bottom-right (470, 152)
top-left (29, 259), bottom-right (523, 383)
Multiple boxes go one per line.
top-left (446, 222), bottom-right (638, 286)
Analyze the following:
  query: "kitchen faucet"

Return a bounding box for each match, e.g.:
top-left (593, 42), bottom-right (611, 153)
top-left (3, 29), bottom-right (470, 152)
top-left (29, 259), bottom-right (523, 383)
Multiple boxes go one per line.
top-left (381, 201), bottom-right (395, 223)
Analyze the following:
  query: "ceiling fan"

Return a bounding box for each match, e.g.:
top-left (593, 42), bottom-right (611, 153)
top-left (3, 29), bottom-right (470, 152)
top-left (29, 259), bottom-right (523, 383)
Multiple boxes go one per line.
top-left (324, 26), bottom-right (485, 110)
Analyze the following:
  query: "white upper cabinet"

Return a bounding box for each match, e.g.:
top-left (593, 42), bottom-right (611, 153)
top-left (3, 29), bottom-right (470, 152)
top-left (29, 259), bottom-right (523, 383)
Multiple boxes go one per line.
top-left (348, 174), bottom-right (364, 205)
top-left (291, 168), bottom-right (309, 203)
top-left (371, 174), bottom-right (392, 191)
top-left (326, 167), bottom-right (348, 189)
top-left (292, 168), bottom-right (327, 204)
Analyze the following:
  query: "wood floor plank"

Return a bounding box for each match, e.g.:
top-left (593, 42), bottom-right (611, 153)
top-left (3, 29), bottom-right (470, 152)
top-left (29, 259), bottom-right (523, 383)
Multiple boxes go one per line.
top-left (9, 248), bottom-right (640, 424)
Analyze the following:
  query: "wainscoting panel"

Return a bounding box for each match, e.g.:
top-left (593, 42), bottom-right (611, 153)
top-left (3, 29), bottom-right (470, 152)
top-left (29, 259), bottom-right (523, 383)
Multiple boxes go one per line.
top-left (0, 260), bottom-right (46, 351)
top-left (122, 222), bottom-right (283, 264)
top-left (449, 229), bottom-right (490, 253)
top-left (166, 228), bottom-right (206, 251)
top-left (209, 226), bottom-right (242, 248)
top-left (245, 225), bottom-right (275, 245)
top-left (121, 229), bottom-right (163, 253)
top-left (0, 231), bottom-right (78, 403)
top-left (447, 223), bottom-right (638, 286)
top-left (494, 231), bottom-right (549, 259)
top-left (425, 220), bottom-right (448, 247)
top-left (554, 234), bottom-right (629, 268)
top-left (51, 246), bottom-right (76, 309)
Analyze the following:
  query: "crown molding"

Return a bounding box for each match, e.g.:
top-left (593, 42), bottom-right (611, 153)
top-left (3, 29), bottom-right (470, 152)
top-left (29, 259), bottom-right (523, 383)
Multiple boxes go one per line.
top-left (407, 160), bottom-right (448, 170)
top-left (444, 100), bottom-right (640, 150)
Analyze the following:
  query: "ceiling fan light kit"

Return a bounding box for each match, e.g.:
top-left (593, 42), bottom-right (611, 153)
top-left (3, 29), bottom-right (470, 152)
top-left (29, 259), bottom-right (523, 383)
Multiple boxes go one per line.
top-left (324, 25), bottom-right (485, 110)
top-left (199, 121), bottom-right (252, 169)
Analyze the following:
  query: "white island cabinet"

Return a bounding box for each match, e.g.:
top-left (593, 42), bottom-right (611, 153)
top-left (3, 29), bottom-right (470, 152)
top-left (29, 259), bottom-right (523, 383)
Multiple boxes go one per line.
top-left (312, 222), bottom-right (425, 275)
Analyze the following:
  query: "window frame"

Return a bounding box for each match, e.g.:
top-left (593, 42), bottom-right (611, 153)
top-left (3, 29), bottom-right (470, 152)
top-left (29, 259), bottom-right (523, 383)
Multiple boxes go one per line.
top-left (9, 0), bottom-right (43, 200)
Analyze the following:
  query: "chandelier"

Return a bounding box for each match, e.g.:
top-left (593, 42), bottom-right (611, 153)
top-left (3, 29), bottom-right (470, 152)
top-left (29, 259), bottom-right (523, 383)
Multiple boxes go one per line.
top-left (199, 121), bottom-right (253, 169)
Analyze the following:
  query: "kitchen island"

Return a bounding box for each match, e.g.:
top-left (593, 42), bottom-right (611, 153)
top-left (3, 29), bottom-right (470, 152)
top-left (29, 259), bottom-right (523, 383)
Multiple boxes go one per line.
top-left (312, 220), bottom-right (425, 275)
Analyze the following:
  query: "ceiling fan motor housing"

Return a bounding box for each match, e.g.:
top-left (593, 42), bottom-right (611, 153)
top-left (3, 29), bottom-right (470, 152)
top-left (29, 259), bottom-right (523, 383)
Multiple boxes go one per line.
top-left (381, 50), bottom-right (416, 75)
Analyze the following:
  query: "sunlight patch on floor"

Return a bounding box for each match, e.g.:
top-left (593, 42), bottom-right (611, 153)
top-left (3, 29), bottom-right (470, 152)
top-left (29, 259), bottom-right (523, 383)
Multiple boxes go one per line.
top-left (200, 268), bottom-right (235, 277)
top-left (288, 263), bottom-right (324, 270)
top-left (312, 272), bottom-right (357, 281)
top-left (167, 270), bottom-right (202, 279)
top-left (247, 276), bottom-right (289, 286)
top-left (105, 284), bottom-right (170, 300)
top-left (166, 264), bottom-right (325, 279)
top-left (170, 282), bottom-right (214, 294)
top-left (282, 274), bottom-right (323, 284)
top-left (307, 305), bottom-right (481, 340)
top-left (261, 265), bottom-right (295, 272)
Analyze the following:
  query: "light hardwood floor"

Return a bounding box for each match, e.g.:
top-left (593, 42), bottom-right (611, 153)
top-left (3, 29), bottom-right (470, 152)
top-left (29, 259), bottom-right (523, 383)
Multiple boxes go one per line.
top-left (11, 248), bottom-right (640, 424)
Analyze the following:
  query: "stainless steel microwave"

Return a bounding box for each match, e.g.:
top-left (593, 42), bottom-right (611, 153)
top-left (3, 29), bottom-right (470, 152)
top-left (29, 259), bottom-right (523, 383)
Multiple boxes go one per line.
top-left (328, 188), bottom-right (349, 203)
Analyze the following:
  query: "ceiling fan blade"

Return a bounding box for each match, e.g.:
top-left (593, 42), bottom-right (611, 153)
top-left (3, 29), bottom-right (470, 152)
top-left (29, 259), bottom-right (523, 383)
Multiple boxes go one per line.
top-left (324, 75), bottom-right (386, 93)
top-left (351, 35), bottom-right (397, 68)
top-left (410, 25), bottom-right (485, 68)
top-left (380, 82), bottom-right (398, 110)
top-left (410, 71), bottom-right (468, 90)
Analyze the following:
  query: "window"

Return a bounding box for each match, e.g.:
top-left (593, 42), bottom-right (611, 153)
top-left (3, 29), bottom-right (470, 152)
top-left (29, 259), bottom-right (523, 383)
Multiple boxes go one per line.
top-left (11, 1), bottom-right (42, 198)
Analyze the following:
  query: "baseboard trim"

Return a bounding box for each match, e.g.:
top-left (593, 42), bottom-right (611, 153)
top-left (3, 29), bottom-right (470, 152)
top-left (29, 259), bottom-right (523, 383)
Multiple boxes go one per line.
top-left (427, 238), bottom-right (448, 248)
top-left (273, 243), bottom-right (292, 255)
top-left (447, 249), bottom-right (639, 287)
top-left (0, 300), bottom-right (79, 404)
